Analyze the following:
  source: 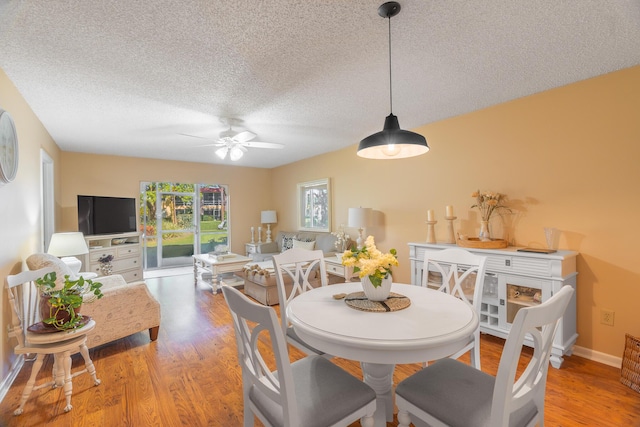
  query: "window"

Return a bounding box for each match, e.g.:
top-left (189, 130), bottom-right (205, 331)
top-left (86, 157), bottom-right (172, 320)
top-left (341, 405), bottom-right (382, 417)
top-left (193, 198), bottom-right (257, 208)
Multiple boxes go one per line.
top-left (297, 178), bottom-right (330, 232)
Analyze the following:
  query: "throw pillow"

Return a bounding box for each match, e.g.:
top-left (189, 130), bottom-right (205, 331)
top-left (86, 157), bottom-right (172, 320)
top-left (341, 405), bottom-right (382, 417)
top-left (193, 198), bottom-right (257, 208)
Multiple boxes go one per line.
top-left (281, 232), bottom-right (299, 251)
top-left (292, 239), bottom-right (316, 250)
top-left (26, 253), bottom-right (78, 289)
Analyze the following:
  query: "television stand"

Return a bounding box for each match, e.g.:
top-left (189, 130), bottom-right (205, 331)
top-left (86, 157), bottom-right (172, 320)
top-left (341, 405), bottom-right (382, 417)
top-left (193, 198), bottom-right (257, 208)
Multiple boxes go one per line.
top-left (82, 232), bottom-right (143, 283)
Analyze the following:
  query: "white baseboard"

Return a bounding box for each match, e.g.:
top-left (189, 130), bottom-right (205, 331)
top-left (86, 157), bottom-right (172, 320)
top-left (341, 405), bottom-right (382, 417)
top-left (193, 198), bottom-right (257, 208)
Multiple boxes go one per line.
top-left (573, 345), bottom-right (622, 368)
top-left (0, 355), bottom-right (24, 405)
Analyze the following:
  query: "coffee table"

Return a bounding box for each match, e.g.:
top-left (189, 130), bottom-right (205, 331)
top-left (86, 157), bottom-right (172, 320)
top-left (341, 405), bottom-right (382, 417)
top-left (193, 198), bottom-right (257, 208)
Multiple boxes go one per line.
top-left (192, 253), bottom-right (251, 293)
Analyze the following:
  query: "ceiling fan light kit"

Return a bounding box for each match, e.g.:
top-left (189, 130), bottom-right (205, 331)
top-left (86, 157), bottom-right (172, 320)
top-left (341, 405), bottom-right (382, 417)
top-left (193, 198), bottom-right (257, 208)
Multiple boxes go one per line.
top-left (358, 1), bottom-right (430, 160)
top-left (185, 122), bottom-right (284, 162)
top-left (229, 145), bottom-right (245, 161)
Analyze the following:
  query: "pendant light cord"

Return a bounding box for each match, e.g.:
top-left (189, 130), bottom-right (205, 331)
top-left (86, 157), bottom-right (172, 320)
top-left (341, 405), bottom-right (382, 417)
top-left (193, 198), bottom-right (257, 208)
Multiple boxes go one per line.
top-left (388, 15), bottom-right (393, 114)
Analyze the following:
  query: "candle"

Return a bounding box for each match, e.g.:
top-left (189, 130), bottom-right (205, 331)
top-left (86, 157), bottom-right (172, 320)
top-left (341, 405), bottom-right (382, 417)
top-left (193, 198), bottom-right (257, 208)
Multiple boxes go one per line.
top-left (446, 205), bottom-right (454, 217)
top-left (427, 209), bottom-right (435, 221)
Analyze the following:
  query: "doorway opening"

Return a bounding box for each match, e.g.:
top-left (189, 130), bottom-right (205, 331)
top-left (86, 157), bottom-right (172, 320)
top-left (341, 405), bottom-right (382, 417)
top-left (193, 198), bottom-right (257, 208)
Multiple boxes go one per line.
top-left (140, 182), bottom-right (229, 270)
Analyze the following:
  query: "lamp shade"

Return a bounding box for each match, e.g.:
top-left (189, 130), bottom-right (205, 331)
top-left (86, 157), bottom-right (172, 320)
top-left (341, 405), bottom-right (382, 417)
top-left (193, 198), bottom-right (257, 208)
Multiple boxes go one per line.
top-left (47, 232), bottom-right (89, 256)
top-left (358, 114), bottom-right (429, 159)
top-left (261, 210), bottom-right (278, 224)
top-left (348, 207), bottom-right (372, 228)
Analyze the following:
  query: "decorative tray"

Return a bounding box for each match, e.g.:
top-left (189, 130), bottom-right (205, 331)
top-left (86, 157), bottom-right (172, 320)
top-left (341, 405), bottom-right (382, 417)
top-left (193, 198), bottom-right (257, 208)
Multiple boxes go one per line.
top-left (27, 315), bottom-right (91, 334)
top-left (457, 238), bottom-right (508, 249)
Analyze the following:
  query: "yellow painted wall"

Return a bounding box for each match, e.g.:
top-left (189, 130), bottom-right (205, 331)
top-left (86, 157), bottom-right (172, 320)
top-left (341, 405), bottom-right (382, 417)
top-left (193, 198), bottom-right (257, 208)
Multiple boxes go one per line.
top-left (59, 153), bottom-right (273, 258)
top-left (1, 64), bottom-right (639, 389)
top-left (0, 68), bottom-right (62, 383)
top-left (272, 65), bottom-right (640, 358)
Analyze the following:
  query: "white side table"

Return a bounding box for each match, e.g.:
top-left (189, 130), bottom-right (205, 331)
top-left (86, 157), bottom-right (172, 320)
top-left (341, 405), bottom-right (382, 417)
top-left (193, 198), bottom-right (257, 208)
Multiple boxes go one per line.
top-left (324, 256), bottom-right (356, 283)
top-left (245, 242), bottom-right (270, 257)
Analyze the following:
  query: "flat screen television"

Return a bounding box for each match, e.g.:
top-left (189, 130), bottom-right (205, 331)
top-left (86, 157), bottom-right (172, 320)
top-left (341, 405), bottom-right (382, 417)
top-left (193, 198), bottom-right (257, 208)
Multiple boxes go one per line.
top-left (78, 195), bottom-right (137, 235)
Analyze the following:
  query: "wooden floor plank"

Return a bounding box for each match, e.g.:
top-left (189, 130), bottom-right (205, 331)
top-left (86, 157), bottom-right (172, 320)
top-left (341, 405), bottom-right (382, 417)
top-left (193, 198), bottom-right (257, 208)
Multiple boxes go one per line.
top-left (1, 273), bottom-right (639, 426)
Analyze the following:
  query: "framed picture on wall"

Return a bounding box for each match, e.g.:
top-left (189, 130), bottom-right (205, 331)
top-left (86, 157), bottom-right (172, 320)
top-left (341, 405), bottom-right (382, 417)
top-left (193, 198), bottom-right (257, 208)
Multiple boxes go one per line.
top-left (297, 178), bottom-right (331, 232)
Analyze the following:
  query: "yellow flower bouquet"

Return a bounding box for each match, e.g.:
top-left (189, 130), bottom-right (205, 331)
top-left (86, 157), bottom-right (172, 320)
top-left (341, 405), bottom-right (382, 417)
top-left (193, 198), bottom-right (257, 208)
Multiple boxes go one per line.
top-left (341, 236), bottom-right (398, 287)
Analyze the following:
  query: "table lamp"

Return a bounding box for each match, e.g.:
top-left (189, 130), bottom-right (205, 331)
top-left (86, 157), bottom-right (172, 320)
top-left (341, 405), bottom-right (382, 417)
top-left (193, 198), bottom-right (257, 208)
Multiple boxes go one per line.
top-left (348, 207), bottom-right (372, 249)
top-left (47, 232), bottom-right (89, 275)
top-left (261, 210), bottom-right (278, 243)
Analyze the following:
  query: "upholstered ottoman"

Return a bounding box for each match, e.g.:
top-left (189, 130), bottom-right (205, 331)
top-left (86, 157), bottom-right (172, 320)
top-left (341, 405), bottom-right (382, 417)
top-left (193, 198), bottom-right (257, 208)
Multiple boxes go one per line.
top-left (241, 262), bottom-right (293, 306)
top-left (241, 261), bottom-right (342, 305)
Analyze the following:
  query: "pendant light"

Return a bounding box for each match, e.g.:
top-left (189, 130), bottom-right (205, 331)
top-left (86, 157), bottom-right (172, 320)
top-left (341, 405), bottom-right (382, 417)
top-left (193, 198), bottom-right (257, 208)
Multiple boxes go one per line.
top-left (358, 2), bottom-right (429, 159)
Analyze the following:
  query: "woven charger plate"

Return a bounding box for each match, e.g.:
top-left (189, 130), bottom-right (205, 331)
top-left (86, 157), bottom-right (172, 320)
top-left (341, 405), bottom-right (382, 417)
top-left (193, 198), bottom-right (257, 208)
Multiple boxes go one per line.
top-left (344, 291), bottom-right (411, 312)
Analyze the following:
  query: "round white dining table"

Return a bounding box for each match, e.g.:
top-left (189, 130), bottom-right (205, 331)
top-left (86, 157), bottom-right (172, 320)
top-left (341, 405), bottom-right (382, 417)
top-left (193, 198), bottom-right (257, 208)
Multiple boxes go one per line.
top-left (287, 282), bottom-right (478, 427)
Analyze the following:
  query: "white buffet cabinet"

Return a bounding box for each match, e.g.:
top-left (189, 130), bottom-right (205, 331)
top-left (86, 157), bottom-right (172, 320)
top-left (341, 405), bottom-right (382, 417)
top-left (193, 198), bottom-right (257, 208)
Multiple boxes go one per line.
top-left (408, 242), bottom-right (578, 368)
top-left (82, 232), bottom-right (143, 283)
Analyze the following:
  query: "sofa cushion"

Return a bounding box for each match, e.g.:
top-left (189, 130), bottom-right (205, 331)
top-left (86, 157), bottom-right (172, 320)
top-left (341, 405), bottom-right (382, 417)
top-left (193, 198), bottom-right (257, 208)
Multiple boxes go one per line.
top-left (314, 233), bottom-right (339, 253)
top-left (293, 239), bottom-right (316, 250)
top-left (26, 253), bottom-right (78, 289)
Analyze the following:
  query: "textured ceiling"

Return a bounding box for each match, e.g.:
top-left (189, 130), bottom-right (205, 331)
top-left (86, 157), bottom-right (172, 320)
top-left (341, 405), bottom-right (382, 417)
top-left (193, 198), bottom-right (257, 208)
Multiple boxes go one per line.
top-left (1, 0), bottom-right (639, 168)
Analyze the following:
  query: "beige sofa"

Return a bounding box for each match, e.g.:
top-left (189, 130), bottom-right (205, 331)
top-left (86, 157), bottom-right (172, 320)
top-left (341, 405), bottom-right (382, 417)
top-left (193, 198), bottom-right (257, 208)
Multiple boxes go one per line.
top-left (26, 253), bottom-right (161, 349)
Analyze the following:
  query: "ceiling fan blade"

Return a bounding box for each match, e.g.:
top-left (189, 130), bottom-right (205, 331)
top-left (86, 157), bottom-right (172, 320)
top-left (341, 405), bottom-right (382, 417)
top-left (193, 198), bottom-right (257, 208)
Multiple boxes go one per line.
top-left (194, 142), bottom-right (226, 147)
top-left (239, 141), bottom-right (285, 149)
top-left (232, 131), bottom-right (256, 143)
top-left (179, 133), bottom-right (215, 141)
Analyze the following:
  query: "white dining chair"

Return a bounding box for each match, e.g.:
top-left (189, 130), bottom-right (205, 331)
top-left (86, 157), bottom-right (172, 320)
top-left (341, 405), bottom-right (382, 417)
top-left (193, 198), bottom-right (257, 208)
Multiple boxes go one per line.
top-left (221, 285), bottom-right (376, 427)
top-left (5, 267), bottom-right (101, 415)
top-left (421, 248), bottom-right (487, 369)
top-left (272, 248), bottom-right (329, 356)
top-left (396, 285), bottom-right (574, 427)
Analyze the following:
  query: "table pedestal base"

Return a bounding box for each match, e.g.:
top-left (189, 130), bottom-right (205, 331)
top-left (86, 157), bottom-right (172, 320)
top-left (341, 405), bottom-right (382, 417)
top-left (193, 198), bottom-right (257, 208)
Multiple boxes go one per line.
top-left (360, 362), bottom-right (395, 426)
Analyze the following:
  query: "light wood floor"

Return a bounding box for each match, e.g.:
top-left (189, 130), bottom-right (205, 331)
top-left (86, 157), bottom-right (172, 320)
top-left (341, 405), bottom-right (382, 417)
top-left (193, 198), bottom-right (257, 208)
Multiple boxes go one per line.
top-left (2, 273), bottom-right (639, 426)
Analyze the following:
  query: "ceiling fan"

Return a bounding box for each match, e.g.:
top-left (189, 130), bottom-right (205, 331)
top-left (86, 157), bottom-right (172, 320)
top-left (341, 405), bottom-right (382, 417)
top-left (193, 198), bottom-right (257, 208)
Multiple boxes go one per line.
top-left (182, 125), bottom-right (284, 161)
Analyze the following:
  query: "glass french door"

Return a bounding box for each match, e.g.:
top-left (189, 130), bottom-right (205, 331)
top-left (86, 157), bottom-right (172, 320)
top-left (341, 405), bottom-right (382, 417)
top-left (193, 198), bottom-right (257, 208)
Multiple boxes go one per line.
top-left (140, 182), bottom-right (229, 270)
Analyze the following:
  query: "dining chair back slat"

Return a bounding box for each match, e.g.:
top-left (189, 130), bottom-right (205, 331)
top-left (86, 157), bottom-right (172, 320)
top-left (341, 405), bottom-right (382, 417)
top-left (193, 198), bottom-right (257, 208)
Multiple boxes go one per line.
top-left (395, 285), bottom-right (574, 427)
top-left (222, 285), bottom-right (376, 427)
top-left (272, 248), bottom-right (329, 355)
top-left (421, 248), bottom-right (487, 369)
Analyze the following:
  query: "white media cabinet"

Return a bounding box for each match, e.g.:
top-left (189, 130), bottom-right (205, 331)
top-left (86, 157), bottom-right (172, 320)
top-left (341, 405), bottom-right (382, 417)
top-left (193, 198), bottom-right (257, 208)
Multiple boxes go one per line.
top-left (82, 232), bottom-right (143, 283)
top-left (408, 242), bottom-right (578, 368)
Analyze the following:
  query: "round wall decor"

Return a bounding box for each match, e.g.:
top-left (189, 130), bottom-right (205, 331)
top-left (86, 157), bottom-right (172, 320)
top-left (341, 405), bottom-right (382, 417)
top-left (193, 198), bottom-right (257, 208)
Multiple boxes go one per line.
top-left (0, 108), bottom-right (19, 184)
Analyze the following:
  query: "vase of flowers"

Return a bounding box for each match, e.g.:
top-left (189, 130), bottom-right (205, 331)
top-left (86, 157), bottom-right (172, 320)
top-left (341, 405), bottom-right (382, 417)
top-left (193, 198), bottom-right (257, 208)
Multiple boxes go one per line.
top-left (471, 190), bottom-right (511, 241)
top-left (98, 254), bottom-right (114, 275)
top-left (331, 224), bottom-right (350, 254)
top-left (479, 220), bottom-right (491, 241)
top-left (341, 236), bottom-right (398, 301)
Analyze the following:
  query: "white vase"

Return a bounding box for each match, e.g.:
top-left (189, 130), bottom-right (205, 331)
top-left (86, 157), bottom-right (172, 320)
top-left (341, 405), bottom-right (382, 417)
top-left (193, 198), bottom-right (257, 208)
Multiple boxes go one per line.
top-left (479, 220), bottom-right (491, 241)
top-left (361, 274), bottom-right (392, 301)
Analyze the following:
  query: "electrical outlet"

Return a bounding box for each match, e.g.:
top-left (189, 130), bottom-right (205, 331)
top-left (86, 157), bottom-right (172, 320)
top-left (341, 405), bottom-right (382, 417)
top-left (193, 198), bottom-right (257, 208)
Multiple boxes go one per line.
top-left (601, 309), bottom-right (615, 326)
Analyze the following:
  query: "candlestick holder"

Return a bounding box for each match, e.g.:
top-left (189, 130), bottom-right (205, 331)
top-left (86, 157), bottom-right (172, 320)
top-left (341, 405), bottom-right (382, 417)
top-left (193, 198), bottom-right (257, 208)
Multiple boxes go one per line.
top-left (426, 221), bottom-right (437, 243)
top-left (258, 227), bottom-right (263, 244)
top-left (250, 227), bottom-right (255, 244)
top-left (444, 216), bottom-right (457, 244)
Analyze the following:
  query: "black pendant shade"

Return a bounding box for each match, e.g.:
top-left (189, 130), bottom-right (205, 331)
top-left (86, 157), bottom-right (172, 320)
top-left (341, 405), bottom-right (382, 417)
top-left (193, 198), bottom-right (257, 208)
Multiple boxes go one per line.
top-left (358, 114), bottom-right (429, 159)
top-left (358, 2), bottom-right (430, 159)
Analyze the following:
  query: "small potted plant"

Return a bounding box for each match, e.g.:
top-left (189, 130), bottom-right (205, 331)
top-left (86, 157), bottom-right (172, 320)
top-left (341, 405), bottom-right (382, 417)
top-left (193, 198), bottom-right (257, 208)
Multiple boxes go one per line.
top-left (36, 271), bottom-right (104, 330)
